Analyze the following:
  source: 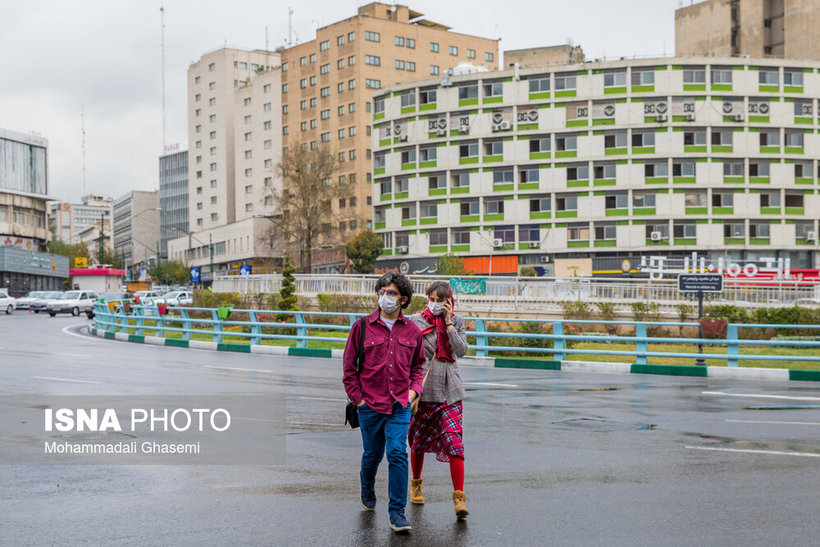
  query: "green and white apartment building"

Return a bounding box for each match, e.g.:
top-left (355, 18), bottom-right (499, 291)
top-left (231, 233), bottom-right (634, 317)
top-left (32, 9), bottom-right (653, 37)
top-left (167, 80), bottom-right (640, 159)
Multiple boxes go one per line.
top-left (370, 58), bottom-right (820, 276)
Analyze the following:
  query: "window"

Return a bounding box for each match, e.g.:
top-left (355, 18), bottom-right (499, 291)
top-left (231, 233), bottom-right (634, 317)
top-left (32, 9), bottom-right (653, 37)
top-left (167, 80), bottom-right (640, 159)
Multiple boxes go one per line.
top-left (449, 46), bottom-right (458, 56)
top-left (195, 93), bottom-right (201, 102)
top-left (348, 31), bottom-right (355, 42)
top-left (244, 114), bottom-right (252, 124)
top-left (594, 163), bottom-right (616, 180)
top-left (724, 223), bottom-right (745, 238)
top-left (684, 130), bottom-right (706, 146)
top-left (605, 193), bottom-right (628, 209)
top-left (604, 131), bottom-right (627, 149)
top-left (209, 81), bottom-right (216, 90)
top-left (567, 224), bottom-right (590, 241)
top-left (460, 199), bottom-right (479, 216)
top-left (483, 82), bottom-right (503, 97)
top-left (555, 134), bottom-right (577, 151)
top-left (419, 146), bottom-right (437, 162)
top-left (784, 70), bottom-right (803, 87)
top-left (430, 42), bottom-right (439, 53)
top-left (530, 196), bottom-right (550, 213)
top-left (567, 164), bottom-right (589, 181)
top-left (210, 196), bottom-right (218, 204)
top-left (210, 213), bottom-right (218, 221)
top-left (337, 35), bottom-right (345, 46)
top-left (208, 63), bottom-right (215, 71)
top-left (348, 55), bottom-right (356, 66)
top-left (366, 79), bottom-right (381, 89)
top-left (406, 61), bottom-right (415, 72)
top-left (209, 114), bottom-right (216, 122)
top-left (595, 224), bottom-right (617, 241)
top-left (795, 161), bottom-right (812, 178)
top-left (401, 148), bottom-right (416, 164)
top-left (493, 168), bottom-right (514, 184)
top-left (209, 97), bottom-right (216, 106)
top-left (673, 160), bottom-right (695, 177)
top-left (195, 108), bottom-right (201, 117)
top-left (556, 195), bottom-right (578, 211)
top-left (420, 202), bottom-right (437, 218)
top-left (245, 168), bottom-right (253, 177)
top-left (210, 162), bottom-right (217, 171)
top-left (374, 152), bottom-right (386, 169)
top-left (712, 67), bottom-right (732, 84)
top-left (210, 131), bottom-right (216, 139)
top-left (632, 132), bottom-right (655, 147)
top-left (760, 131), bottom-right (780, 146)
top-left (604, 71), bottom-right (627, 87)
top-left (310, 98), bottom-right (317, 107)
top-left (428, 229), bottom-right (447, 246)
top-left (484, 140), bottom-right (503, 156)
top-left (458, 85), bottom-right (478, 100)
top-left (321, 132), bottom-right (331, 142)
top-left (420, 89), bottom-right (436, 104)
top-left (785, 193), bottom-right (804, 208)
top-left (646, 161), bottom-right (668, 177)
top-left (555, 74), bottom-right (576, 91)
top-left (723, 161), bottom-right (744, 177)
top-left (452, 172), bottom-right (470, 189)
top-left (349, 149), bottom-right (356, 160)
top-left (750, 161), bottom-right (770, 177)
top-left (379, 178), bottom-right (392, 195)
top-left (320, 86), bottom-right (330, 97)
top-left (485, 199), bottom-right (504, 215)
top-left (631, 70), bottom-right (654, 86)
top-left (683, 67), bottom-right (706, 83)
top-left (633, 192), bottom-right (655, 208)
top-left (750, 223), bottom-right (769, 238)
top-left (400, 92), bottom-right (415, 107)
top-left (309, 53), bottom-right (316, 63)
top-left (244, 97), bottom-right (251, 106)
top-left (310, 119), bottom-right (317, 129)
top-left (395, 36), bottom-right (404, 47)
top-left (430, 65), bottom-right (439, 75)
top-left (243, 149), bottom-right (251, 159)
top-left (337, 58), bottom-right (345, 70)
top-left (529, 77), bottom-right (550, 93)
top-left (485, 52), bottom-right (494, 62)
top-left (467, 49), bottom-right (476, 59)
top-left (401, 204), bottom-right (416, 220)
top-left (760, 191), bottom-right (780, 207)
top-left (365, 31), bottom-right (380, 42)
top-left (785, 131), bottom-right (804, 147)
top-left (320, 109), bottom-right (330, 120)
top-left (319, 40), bottom-right (329, 51)
top-left (338, 128), bottom-right (346, 139)
top-left (759, 70), bottom-right (778, 85)
top-left (210, 179), bottom-right (217, 188)
top-left (338, 82), bottom-right (345, 93)
top-left (407, 38), bottom-right (415, 49)
top-left (428, 173), bottom-right (446, 190)
top-left (519, 167), bottom-right (540, 183)
top-left (320, 63), bottom-right (330, 74)
top-left (282, 84), bottom-right (288, 93)
top-left (712, 192), bottom-right (733, 207)
top-left (712, 130), bottom-right (733, 146)
top-left (300, 121), bottom-right (307, 131)
top-left (365, 55), bottom-right (381, 66)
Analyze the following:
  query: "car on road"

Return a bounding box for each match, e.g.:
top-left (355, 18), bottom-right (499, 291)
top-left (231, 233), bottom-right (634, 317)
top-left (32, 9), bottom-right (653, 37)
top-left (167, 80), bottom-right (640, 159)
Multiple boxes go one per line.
top-left (791, 298), bottom-right (820, 308)
top-left (29, 291), bottom-right (63, 313)
top-left (13, 291), bottom-right (47, 311)
top-left (46, 290), bottom-right (99, 317)
top-left (133, 290), bottom-right (165, 305)
top-left (156, 290), bottom-right (193, 306)
top-left (0, 292), bottom-right (16, 314)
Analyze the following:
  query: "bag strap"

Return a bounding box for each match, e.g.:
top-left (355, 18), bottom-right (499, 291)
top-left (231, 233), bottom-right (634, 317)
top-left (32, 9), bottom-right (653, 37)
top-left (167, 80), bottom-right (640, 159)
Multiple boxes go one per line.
top-left (355, 316), bottom-right (366, 375)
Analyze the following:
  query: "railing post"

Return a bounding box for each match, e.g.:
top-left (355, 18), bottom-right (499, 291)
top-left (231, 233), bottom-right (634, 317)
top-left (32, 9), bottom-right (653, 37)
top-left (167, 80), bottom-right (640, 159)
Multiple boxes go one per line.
top-left (180, 309), bottom-right (192, 341)
top-left (727, 324), bottom-right (739, 368)
top-left (249, 311), bottom-right (262, 346)
top-left (295, 312), bottom-right (307, 348)
top-left (635, 323), bottom-right (648, 365)
top-left (552, 321), bottom-right (565, 361)
top-left (155, 306), bottom-right (164, 338)
top-left (474, 318), bottom-right (488, 358)
top-left (211, 309), bottom-right (223, 344)
top-left (135, 306), bottom-right (145, 337)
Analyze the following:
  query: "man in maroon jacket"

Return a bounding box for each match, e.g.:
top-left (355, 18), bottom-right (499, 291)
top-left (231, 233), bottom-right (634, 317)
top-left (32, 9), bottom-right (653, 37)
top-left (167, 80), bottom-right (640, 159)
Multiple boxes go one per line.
top-left (343, 273), bottom-right (425, 533)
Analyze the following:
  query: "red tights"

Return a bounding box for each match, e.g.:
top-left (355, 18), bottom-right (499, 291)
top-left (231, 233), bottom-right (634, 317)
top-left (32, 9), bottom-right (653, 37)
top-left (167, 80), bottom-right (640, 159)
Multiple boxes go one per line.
top-left (411, 452), bottom-right (464, 491)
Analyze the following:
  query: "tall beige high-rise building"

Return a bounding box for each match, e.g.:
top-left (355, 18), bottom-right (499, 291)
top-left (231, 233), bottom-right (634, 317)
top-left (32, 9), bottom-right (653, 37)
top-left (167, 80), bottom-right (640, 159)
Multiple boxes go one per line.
top-left (280, 2), bottom-right (498, 271)
top-left (676, 0), bottom-right (820, 60)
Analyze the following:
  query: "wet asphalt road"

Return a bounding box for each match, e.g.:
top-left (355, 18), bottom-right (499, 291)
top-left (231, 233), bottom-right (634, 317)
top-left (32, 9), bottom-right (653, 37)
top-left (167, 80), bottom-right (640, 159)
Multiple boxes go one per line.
top-left (1, 313), bottom-right (819, 546)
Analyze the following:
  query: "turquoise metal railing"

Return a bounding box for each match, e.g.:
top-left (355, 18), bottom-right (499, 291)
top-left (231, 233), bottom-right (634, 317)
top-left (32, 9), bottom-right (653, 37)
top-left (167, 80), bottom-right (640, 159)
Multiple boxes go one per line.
top-left (92, 302), bottom-right (820, 367)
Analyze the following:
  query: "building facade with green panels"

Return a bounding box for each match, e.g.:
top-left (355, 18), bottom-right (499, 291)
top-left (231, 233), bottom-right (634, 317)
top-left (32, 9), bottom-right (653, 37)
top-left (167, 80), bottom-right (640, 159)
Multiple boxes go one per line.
top-left (370, 58), bottom-right (820, 271)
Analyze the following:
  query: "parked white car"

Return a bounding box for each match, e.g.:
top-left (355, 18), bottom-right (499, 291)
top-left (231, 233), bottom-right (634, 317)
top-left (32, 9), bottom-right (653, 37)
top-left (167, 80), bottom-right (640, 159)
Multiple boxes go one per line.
top-left (46, 290), bottom-right (99, 317)
top-left (158, 291), bottom-right (193, 306)
top-left (133, 290), bottom-right (165, 305)
top-left (0, 292), bottom-right (16, 314)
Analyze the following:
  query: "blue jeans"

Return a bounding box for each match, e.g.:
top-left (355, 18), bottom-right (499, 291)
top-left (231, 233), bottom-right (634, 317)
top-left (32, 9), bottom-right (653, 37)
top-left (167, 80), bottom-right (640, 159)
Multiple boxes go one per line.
top-left (358, 401), bottom-right (411, 514)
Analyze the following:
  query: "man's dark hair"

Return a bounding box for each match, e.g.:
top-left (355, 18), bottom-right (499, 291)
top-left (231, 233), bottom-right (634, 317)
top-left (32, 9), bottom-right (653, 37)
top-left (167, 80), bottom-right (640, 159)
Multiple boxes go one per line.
top-left (375, 273), bottom-right (414, 309)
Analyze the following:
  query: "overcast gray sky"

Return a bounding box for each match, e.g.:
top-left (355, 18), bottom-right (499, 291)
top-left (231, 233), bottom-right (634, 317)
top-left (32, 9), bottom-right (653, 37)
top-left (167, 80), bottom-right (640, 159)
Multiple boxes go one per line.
top-left (0, 0), bottom-right (682, 203)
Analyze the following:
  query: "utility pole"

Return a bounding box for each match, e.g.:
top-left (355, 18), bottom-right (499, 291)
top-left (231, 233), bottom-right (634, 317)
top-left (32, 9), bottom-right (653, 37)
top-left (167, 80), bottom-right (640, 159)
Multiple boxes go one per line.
top-left (209, 233), bottom-right (214, 283)
top-left (98, 212), bottom-right (104, 265)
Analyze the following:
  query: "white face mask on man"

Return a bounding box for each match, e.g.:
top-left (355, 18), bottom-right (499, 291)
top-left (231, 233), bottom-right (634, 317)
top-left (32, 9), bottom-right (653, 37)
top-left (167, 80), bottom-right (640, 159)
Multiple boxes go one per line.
top-left (427, 302), bottom-right (445, 316)
top-left (378, 294), bottom-right (400, 313)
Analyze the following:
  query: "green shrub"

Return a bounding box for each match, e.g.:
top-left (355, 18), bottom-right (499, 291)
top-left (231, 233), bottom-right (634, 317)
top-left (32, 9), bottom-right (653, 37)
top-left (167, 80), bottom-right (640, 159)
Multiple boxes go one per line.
top-left (595, 302), bottom-right (619, 335)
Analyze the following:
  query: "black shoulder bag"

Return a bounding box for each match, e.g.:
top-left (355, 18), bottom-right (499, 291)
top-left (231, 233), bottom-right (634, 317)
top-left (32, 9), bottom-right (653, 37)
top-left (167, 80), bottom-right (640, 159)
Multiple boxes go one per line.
top-left (344, 316), bottom-right (367, 429)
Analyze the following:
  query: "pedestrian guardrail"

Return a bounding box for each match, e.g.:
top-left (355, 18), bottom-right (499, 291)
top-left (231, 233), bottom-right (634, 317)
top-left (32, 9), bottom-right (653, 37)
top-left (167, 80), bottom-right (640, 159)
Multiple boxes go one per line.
top-left (92, 302), bottom-right (820, 368)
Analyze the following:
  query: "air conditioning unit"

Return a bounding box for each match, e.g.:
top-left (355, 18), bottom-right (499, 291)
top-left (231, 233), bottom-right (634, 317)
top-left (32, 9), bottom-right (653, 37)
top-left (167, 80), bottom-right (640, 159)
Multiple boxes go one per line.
top-left (540, 256), bottom-right (550, 263)
top-left (398, 245), bottom-right (409, 254)
top-left (806, 231), bottom-right (817, 242)
top-left (685, 113), bottom-right (695, 121)
top-left (436, 129), bottom-right (447, 136)
top-left (528, 242), bottom-right (539, 249)
top-left (656, 114), bottom-right (668, 122)
top-left (458, 124), bottom-right (470, 133)
top-left (492, 238), bottom-right (504, 248)
top-left (492, 122), bottom-right (511, 132)
top-left (650, 231), bottom-right (663, 241)
top-left (734, 113), bottom-right (745, 121)
top-left (398, 134), bottom-right (408, 141)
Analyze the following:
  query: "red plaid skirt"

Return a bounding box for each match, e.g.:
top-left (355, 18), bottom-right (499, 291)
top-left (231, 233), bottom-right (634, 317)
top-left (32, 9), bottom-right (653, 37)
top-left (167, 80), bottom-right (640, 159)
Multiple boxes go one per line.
top-left (408, 401), bottom-right (464, 462)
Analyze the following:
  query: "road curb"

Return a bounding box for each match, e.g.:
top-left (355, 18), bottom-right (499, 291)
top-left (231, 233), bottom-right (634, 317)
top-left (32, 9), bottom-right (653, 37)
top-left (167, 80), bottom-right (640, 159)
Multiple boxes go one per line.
top-left (87, 325), bottom-right (818, 383)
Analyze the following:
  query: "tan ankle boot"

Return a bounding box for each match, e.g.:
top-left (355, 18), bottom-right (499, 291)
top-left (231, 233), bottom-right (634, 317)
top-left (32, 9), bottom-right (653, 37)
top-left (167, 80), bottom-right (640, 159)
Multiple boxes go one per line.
top-left (410, 478), bottom-right (424, 504)
top-left (452, 490), bottom-right (469, 519)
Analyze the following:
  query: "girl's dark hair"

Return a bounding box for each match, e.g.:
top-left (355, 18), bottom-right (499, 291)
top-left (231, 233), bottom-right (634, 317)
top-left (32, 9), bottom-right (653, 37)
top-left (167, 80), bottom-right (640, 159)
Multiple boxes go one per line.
top-left (374, 273), bottom-right (414, 309)
top-left (426, 281), bottom-right (451, 301)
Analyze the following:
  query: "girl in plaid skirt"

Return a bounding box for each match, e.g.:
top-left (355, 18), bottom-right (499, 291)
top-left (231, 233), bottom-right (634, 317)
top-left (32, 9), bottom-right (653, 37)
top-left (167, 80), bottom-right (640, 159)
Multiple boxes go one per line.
top-left (407, 281), bottom-right (470, 519)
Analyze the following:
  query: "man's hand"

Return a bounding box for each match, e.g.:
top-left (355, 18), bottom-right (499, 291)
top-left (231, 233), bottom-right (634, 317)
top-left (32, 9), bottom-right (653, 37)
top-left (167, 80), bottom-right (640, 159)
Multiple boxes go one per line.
top-left (409, 389), bottom-right (418, 403)
top-left (357, 400), bottom-right (365, 407)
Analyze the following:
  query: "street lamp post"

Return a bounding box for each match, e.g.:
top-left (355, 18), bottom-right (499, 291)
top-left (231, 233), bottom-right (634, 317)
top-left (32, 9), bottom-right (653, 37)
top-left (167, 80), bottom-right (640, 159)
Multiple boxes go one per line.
top-left (98, 212), bottom-right (105, 266)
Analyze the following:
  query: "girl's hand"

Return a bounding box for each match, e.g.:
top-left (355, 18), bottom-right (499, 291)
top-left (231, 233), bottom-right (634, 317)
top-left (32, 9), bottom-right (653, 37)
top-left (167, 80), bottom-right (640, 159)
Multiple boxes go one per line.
top-left (443, 298), bottom-right (453, 324)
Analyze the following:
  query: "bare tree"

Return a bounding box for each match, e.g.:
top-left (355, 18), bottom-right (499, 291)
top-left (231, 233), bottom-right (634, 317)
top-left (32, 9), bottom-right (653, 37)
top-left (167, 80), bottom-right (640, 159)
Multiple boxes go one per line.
top-left (269, 144), bottom-right (345, 273)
